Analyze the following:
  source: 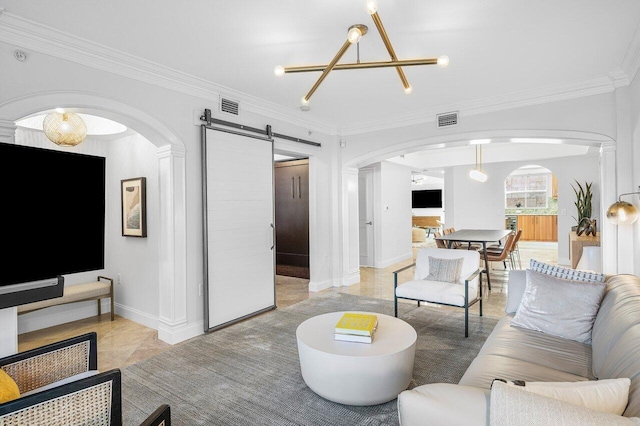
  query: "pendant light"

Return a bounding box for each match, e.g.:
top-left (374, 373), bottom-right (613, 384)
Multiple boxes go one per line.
top-left (43, 112), bottom-right (87, 147)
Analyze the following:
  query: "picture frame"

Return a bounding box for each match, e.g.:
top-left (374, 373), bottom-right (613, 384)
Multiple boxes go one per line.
top-left (121, 177), bottom-right (147, 237)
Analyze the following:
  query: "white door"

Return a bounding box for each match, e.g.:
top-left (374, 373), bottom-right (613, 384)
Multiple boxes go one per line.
top-left (358, 169), bottom-right (375, 267)
top-left (203, 128), bottom-right (275, 331)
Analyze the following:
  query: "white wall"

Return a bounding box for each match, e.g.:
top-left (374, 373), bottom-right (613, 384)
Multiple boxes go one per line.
top-left (373, 161), bottom-right (413, 268)
top-left (107, 133), bottom-right (159, 327)
top-left (629, 69), bottom-right (640, 276)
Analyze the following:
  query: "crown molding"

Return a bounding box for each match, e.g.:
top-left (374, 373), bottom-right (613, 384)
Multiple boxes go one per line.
top-left (0, 11), bottom-right (337, 136)
top-left (339, 76), bottom-right (618, 135)
top-left (0, 10), bottom-right (634, 139)
top-left (621, 18), bottom-right (640, 84)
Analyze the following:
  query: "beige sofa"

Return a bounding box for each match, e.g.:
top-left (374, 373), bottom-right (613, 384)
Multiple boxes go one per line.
top-left (397, 271), bottom-right (640, 425)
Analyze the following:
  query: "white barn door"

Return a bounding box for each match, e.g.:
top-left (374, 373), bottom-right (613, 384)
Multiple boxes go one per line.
top-left (203, 127), bottom-right (275, 331)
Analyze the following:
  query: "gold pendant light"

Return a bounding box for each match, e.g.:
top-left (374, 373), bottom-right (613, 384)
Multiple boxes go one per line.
top-left (43, 112), bottom-right (87, 147)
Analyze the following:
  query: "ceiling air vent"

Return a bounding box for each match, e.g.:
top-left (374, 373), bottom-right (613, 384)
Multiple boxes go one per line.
top-left (219, 97), bottom-right (239, 116)
top-left (437, 111), bottom-right (458, 128)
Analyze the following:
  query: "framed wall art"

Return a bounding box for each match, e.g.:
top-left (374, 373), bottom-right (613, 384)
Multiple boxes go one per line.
top-left (121, 177), bottom-right (147, 237)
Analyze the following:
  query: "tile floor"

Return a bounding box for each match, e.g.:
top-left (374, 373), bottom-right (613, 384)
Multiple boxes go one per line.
top-left (18, 240), bottom-right (558, 371)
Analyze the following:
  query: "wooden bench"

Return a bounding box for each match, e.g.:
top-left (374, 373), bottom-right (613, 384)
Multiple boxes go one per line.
top-left (17, 276), bottom-right (114, 321)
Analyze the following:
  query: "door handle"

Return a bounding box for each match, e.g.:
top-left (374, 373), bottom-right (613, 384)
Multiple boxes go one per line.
top-left (298, 176), bottom-right (301, 198)
top-left (366, 221), bottom-right (373, 225)
top-left (270, 223), bottom-right (275, 250)
top-left (291, 177), bottom-right (295, 199)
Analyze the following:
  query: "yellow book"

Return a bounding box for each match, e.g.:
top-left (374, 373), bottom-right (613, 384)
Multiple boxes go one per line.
top-left (334, 313), bottom-right (378, 336)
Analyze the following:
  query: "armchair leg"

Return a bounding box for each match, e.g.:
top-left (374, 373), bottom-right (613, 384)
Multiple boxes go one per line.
top-left (394, 297), bottom-right (398, 317)
top-left (479, 272), bottom-right (483, 317)
top-left (465, 304), bottom-right (469, 338)
top-left (417, 301), bottom-right (421, 307)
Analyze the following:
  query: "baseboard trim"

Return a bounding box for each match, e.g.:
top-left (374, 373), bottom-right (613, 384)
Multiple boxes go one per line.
top-left (308, 279), bottom-right (332, 292)
top-left (158, 320), bottom-right (204, 345)
top-left (114, 303), bottom-right (159, 330)
top-left (376, 252), bottom-right (413, 269)
top-left (342, 270), bottom-right (361, 287)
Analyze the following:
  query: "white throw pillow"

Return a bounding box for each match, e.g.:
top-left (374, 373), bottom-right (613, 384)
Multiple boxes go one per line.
top-left (511, 269), bottom-right (606, 344)
top-left (495, 378), bottom-right (631, 415)
top-left (490, 380), bottom-right (640, 426)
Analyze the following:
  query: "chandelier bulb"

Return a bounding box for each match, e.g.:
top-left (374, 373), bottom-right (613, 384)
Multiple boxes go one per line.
top-left (403, 85), bottom-right (413, 95)
top-left (274, 66), bottom-right (285, 77)
top-left (365, 0), bottom-right (378, 15)
top-left (347, 27), bottom-right (363, 44)
top-left (437, 55), bottom-right (450, 68)
top-left (469, 169), bottom-right (488, 183)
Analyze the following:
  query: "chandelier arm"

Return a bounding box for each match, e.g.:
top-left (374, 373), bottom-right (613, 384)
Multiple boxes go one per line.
top-left (303, 39), bottom-right (354, 103)
top-left (370, 12), bottom-right (410, 91)
top-left (618, 191), bottom-right (640, 201)
top-left (284, 58), bottom-right (439, 73)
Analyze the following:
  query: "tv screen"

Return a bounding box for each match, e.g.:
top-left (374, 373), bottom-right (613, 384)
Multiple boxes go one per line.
top-left (412, 189), bottom-right (442, 208)
top-left (0, 143), bottom-right (105, 287)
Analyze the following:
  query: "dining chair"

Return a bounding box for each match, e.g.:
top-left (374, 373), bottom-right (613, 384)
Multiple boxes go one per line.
top-left (486, 229), bottom-right (521, 269)
top-left (433, 231), bottom-right (448, 248)
top-left (483, 232), bottom-right (517, 277)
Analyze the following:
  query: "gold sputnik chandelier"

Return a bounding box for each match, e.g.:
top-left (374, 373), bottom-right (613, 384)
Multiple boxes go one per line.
top-left (274, 0), bottom-right (449, 107)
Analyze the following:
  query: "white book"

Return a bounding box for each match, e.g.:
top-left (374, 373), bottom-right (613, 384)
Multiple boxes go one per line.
top-left (334, 333), bottom-right (373, 344)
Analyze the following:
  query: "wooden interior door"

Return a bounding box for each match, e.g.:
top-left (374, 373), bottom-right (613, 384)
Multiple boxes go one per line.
top-left (274, 159), bottom-right (309, 278)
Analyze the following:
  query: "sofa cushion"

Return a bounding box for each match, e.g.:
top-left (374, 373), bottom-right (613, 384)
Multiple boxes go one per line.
top-left (497, 378), bottom-right (630, 415)
top-left (490, 380), bottom-right (640, 426)
top-left (511, 269), bottom-right (606, 344)
top-left (396, 279), bottom-right (477, 307)
top-left (591, 275), bottom-right (640, 418)
top-left (529, 259), bottom-right (606, 283)
top-left (398, 383), bottom-right (489, 426)
top-left (476, 316), bottom-right (594, 379)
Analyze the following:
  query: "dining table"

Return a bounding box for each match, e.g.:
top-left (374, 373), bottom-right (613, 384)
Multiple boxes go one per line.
top-left (435, 229), bottom-right (513, 290)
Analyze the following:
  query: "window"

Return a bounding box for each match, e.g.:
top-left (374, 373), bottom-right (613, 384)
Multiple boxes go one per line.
top-left (505, 174), bottom-right (549, 209)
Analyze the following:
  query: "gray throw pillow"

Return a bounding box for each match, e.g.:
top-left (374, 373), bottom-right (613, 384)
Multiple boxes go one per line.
top-left (425, 257), bottom-right (463, 283)
top-left (510, 269), bottom-right (606, 344)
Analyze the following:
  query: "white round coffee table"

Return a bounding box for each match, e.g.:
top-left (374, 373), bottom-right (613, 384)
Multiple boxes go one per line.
top-left (296, 311), bottom-right (417, 406)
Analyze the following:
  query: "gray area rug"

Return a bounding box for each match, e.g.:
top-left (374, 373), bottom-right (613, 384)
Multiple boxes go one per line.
top-left (122, 293), bottom-right (498, 425)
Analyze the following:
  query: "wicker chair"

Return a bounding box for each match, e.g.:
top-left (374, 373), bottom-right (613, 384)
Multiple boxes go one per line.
top-left (0, 332), bottom-right (170, 426)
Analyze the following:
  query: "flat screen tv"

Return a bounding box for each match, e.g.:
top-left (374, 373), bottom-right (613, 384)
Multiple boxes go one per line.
top-left (412, 189), bottom-right (442, 208)
top-left (0, 143), bottom-right (105, 288)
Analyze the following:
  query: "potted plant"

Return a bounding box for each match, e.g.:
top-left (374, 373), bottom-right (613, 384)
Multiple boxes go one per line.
top-left (571, 180), bottom-right (596, 236)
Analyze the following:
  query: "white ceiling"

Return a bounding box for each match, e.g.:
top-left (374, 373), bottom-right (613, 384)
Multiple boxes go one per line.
top-left (1, 1), bottom-right (638, 166)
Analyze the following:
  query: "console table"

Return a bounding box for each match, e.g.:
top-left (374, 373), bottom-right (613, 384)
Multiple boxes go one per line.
top-left (569, 232), bottom-right (600, 269)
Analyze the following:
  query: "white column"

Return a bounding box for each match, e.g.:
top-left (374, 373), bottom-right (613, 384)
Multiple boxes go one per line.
top-left (613, 87), bottom-right (636, 273)
top-left (156, 145), bottom-right (189, 344)
top-left (341, 167), bottom-right (360, 286)
top-left (0, 307), bottom-right (18, 357)
top-left (600, 145), bottom-right (618, 274)
top-left (0, 120), bottom-right (18, 356)
top-left (0, 119), bottom-right (16, 144)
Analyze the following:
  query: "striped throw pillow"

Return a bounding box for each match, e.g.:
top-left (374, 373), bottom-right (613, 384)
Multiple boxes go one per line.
top-left (529, 259), bottom-right (605, 283)
top-left (426, 257), bottom-right (464, 283)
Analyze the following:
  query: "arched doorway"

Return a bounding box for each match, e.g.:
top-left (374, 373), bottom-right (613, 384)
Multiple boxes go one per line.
top-left (0, 92), bottom-right (188, 346)
top-left (504, 165), bottom-right (559, 268)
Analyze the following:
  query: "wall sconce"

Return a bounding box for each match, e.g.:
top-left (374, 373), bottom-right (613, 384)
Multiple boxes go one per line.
top-left (606, 186), bottom-right (640, 225)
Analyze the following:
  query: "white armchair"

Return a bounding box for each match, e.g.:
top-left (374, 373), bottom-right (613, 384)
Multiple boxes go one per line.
top-left (393, 248), bottom-right (483, 337)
